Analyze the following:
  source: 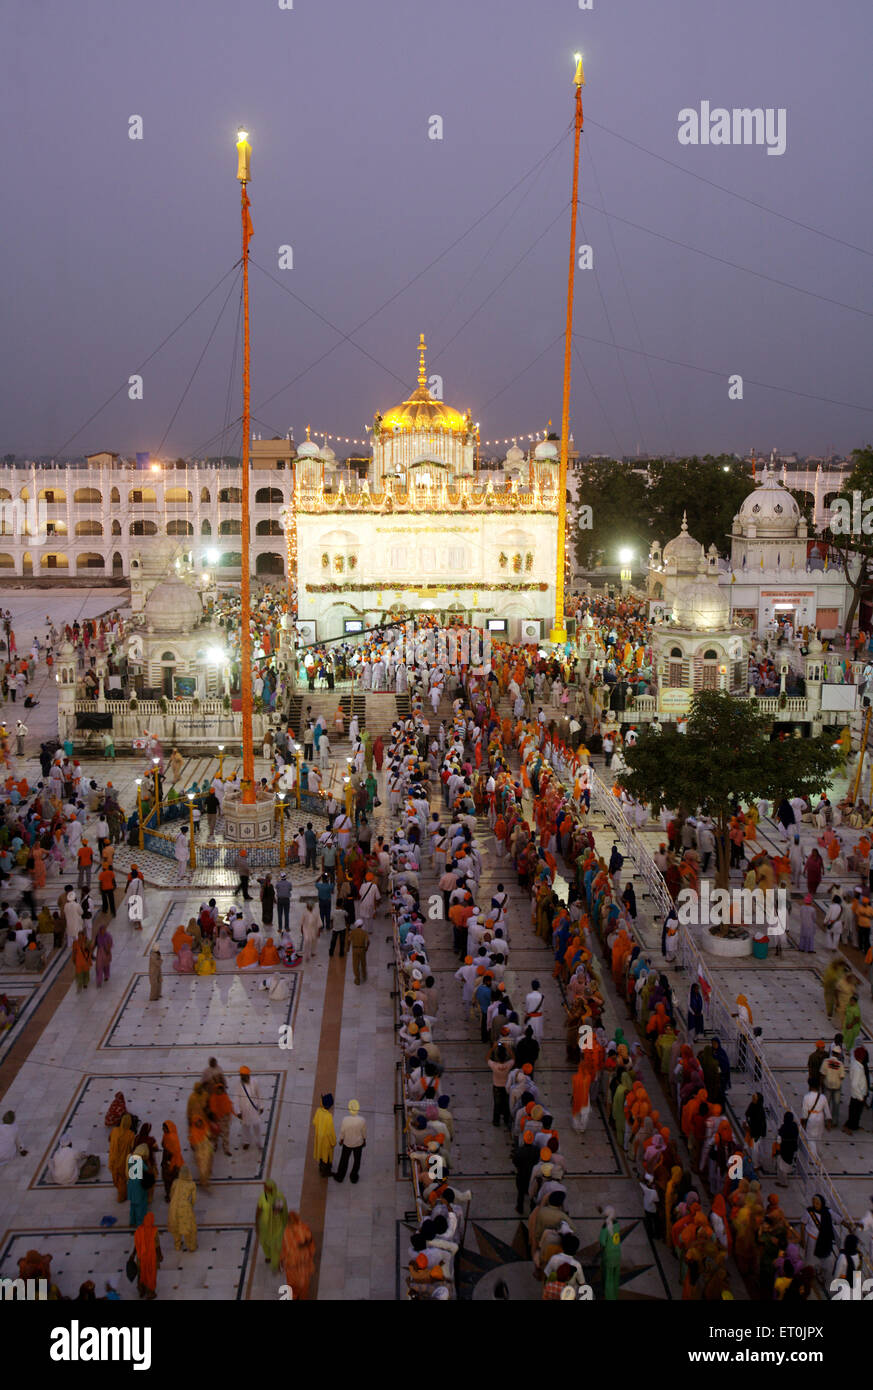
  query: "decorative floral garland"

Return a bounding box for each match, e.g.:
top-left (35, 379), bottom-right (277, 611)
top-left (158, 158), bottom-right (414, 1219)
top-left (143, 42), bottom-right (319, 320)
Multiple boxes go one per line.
top-left (305, 581), bottom-right (549, 594)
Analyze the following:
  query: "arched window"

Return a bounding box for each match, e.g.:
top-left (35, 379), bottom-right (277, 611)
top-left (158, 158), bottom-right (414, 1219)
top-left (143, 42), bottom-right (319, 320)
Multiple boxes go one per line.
top-left (219, 486), bottom-right (242, 504)
top-left (255, 519), bottom-right (283, 536)
top-left (667, 646), bottom-right (686, 688)
top-left (0, 489), bottom-right (11, 501)
top-left (200, 487), bottom-right (211, 503)
top-left (75, 520), bottom-right (103, 536)
top-left (165, 487), bottom-right (193, 503)
top-left (38, 487), bottom-right (66, 502)
top-left (0, 554), bottom-right (15, 568)
top-left (40, 552), bottom-right (69, 569)
top-left (161, 651), bottom-right (176, 662)
top-left (219, 552), bottom-right (241, 567)
top-left (129, 487), bottom-right (156, 504)
top-left (256, 552), bottom-right (284, 575)
top-left (255, 487), bottom-right (283, 504)
top-left (110, 487), bottom-right (120, 503)
top-left (219, 519), bottom-right (242, 536)
top-left (201, 519), bottom-right (212, 535)
top-left (702, 648), bottom-right (720, 689)
top-left (76, 552), bottom-right (104, 570)
top-left (74, 487), bottom-right (102, 503)
top-left (167, 520), bottom-right (194, 536)
top-left (111, 520), bottom-right (121, 535)
top-left (130, 520), bottom-right (158, 536)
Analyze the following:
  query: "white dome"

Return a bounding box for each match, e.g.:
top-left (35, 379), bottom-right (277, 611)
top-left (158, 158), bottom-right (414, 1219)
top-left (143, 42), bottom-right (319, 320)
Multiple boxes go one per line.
top-left (736, 465), bottom-right (800, 535)
top-left (143, 577), bottom-right (203, 634)
top-left (662, 512), bottom-right (704, 572)
top-left (505, 443), bottom-right (525, 466)
top-left (672, 576), bottom-right (731, 631)
top-left (534, 439), bottom-right (558, 460)
top-left (297, 439), bottom-right (320, 458)
top-left (320, 445), bottom-right (336, 463)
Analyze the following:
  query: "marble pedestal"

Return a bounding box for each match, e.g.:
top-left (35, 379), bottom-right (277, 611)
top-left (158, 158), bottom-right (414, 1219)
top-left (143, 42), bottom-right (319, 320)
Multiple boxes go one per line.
top-left (222, 788), bottom-right (276, 843)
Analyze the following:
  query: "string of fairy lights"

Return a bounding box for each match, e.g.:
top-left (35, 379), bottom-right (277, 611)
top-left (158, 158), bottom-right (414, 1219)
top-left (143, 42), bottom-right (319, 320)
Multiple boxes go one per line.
top-left (243, 428), bottom-right (560, 451)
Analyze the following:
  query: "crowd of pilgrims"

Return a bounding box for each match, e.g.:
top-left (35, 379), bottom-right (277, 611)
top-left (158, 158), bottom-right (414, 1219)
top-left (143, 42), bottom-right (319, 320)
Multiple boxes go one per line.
top-left (8, 586), bottom-right (873, 1300)
top-left (13, 1058), bottom-right (290, 1301)
top-left (375, 607), bottom-right (862, 1300)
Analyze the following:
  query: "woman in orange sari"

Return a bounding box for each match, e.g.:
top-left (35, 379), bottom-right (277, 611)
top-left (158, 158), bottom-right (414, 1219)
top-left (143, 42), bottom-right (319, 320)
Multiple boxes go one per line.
top-left (259, 937), bottom-right (280, 966)
top-left (610, 928), bottom-right (631, 988)
top-left (133, 1211), bottom-right (161, 1300)
top-left (161, 1120), bottom-right (184, 1200)
top-left (281, 1210), bottom-right (316, 1299)
top-left (31, 843), bottom-right (46, 890)
top-left (109, 1113), bottom-right (136, 1203)
top-left (236, 936), bottom-right (259, 969)
top-left (571, 1049), bottom-right (599, 1133)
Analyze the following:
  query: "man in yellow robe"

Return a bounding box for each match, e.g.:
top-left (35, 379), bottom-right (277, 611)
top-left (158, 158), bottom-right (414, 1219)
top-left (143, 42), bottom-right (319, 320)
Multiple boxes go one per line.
top-left (312, 1093), bottom-right (336, 1176)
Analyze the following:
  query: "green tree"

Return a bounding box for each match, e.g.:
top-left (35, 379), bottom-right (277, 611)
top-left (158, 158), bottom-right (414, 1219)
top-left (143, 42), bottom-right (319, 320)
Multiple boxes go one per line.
top-left (572, 460), bottom-right (649, 568)
top-left (647, 456), bottom-right (752, 551)
top-left (617, 691), bottom-right (841, 901)
top-left (821, 445), bottom-right (873, 635)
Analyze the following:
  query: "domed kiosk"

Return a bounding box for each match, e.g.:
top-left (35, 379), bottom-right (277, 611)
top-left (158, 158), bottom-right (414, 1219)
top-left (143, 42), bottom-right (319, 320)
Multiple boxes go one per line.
top-left (649, 517), bottom-right (751, 723)
top-left (132, 574), bottom-right (227, 700)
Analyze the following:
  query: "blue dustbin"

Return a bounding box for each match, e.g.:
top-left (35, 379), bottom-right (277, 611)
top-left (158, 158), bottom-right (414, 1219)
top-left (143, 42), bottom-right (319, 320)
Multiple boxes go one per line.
top-left (752, 936), bottom-right (769, 960)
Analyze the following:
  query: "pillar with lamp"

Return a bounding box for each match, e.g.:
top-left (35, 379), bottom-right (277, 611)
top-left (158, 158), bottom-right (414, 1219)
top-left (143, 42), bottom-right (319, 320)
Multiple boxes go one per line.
top-left (187, 792), bottom-right (197, 868)
top-left (277, 791), bottom-right (286, 866)
top-left (151, 757), bottom-right (162, 824)
top-left (135, 777), bottom-right (144, 850)
top-left (618, 546), bottom-right (635, 590)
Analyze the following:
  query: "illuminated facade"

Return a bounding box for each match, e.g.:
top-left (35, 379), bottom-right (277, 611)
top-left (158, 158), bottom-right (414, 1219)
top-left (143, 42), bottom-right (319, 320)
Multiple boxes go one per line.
top-left (285, 337), bottom-right (562, 641)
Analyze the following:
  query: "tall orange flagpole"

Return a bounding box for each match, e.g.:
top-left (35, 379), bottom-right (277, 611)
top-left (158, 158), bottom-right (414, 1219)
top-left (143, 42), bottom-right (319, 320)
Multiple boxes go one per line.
top-left (236, 127), bottom-right (256, 803)
top-left (550, 54), bottom-right (584, 646)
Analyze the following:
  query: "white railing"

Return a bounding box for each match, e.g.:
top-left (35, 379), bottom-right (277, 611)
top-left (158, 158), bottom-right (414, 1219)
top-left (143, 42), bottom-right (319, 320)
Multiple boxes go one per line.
top-left (73, 698), bottom-right (228, 715)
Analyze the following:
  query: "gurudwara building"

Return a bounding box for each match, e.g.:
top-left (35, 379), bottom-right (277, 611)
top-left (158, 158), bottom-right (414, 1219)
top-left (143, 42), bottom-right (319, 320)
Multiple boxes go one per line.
top-left (290, 337), bottom-right (560, 643)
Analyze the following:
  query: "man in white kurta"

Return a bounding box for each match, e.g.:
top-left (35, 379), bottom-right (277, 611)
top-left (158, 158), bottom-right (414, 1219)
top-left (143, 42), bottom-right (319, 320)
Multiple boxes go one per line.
top-left (234, 1069), bottom-right (263, 1150)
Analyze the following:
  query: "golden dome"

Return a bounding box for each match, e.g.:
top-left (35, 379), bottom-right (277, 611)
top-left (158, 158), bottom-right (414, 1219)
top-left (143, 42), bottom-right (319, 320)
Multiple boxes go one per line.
top-left (379, 334), bottom-right (468, 434)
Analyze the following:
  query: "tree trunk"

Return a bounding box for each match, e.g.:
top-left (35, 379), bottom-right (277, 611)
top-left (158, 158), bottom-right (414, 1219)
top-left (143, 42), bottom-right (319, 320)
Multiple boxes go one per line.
top-left (844, 579), bottom-right (864, 638)
top-left (842, 555), bottom-right (870, 637)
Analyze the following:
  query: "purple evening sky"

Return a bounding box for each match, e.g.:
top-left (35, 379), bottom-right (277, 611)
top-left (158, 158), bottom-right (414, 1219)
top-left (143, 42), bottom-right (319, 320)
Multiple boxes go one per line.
top-left (0, 0), bottom-right (871, 460)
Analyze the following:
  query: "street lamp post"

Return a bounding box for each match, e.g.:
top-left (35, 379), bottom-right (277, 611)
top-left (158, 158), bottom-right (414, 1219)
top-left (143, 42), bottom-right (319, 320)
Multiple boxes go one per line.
top-left (294, 742), bottom-right (302, 808)
top-left (187, 793), bottom-right (196, 869)
top-left (618, 547), bottom-right (634, 591)
top-left (152, 757), bottom-right (161, 825)
top-left (217, 744), bottom-right (225, 779)
top-left (135, 777), bottom-right (144, 851)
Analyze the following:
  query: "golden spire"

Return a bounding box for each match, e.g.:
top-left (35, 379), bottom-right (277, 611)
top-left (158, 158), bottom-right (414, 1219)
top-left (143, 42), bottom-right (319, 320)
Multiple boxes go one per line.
top-left (417, 333), bottom-right (427, 388)
top-left (305, 424), bottom-right (311, 440)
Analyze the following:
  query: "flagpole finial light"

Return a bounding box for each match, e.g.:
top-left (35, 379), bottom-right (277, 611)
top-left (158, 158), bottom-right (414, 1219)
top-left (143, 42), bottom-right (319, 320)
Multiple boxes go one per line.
top-left (236, 127), bottom-right (252, 183)
top-left (573, 53), bottom-right (585, 87)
